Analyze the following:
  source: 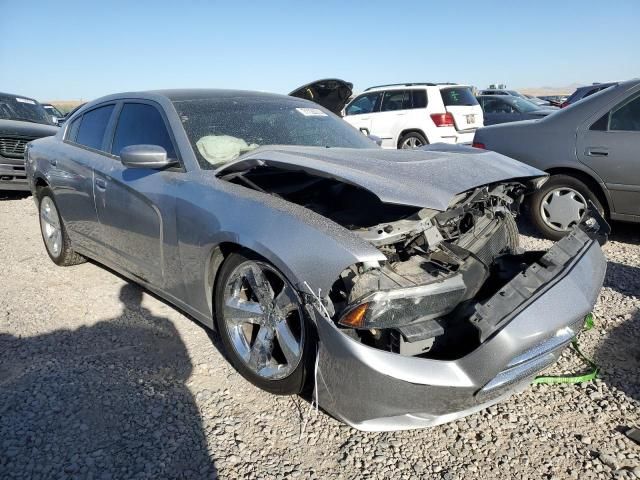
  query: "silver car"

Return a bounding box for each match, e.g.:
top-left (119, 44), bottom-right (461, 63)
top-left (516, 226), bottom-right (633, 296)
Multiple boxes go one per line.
top-left (474, 79), bottom-right (640, 240)
top-left (25, 89), bottom-right (607, 431)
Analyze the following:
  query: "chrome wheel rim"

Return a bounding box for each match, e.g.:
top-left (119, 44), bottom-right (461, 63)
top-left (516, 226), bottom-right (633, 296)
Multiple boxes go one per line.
top-left (401, 136), bottom-right (424, 149)
top-left (222, 260), bottom-right (304, 380)
top-left (540, 187), bottom-right (588, 232)
top-left (39, 196), bottom-right (62, 258)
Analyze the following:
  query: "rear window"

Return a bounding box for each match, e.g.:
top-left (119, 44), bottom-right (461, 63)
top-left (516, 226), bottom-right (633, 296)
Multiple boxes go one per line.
top-left (441, 88), bottom-right (478, 107)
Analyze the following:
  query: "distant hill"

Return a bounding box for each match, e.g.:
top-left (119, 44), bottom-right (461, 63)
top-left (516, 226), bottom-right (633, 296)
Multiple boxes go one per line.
top-left (45, 100), bottom-right (84, 114)
top-left (518, 83), bottom-right (582, 96)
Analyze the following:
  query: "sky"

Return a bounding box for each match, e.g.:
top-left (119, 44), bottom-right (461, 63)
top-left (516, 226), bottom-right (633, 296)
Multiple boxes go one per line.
top-left (1, 0), bottom-right (639, 101)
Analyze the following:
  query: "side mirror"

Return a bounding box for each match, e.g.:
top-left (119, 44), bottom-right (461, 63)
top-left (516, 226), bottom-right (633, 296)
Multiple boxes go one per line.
top-left (120, 144), bottom-right (173, 169)
top-left (368, 135), bottom-right (383, 147)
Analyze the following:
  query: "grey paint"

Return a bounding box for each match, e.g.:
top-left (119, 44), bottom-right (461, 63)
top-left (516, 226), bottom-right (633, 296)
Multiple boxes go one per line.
top-left (474, 79), bottom-right (640, 222)
top-left (25, 89), bottom-right (604, 430)
top-left (218, 145), bottom-right (543, 211)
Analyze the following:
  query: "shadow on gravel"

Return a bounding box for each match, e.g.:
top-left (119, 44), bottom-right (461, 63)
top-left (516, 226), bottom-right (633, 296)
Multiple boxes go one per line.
top-left (0, 191), bottom-right (30, 201)
top-left (594, 309), bottom-right (640, 402)
top-left (0, 283), bottom-right (217, 479)
top-left (604, 261), bottom-right (640, 297)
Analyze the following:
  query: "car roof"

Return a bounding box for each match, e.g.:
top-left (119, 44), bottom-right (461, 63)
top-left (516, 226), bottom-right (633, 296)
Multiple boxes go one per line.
top-left (149, 88), bottom-right (295, 102)
top-left (0, 92), bottom-right (39, 102)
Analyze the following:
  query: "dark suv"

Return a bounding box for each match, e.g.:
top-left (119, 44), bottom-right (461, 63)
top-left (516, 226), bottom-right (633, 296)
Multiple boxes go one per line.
top-left (0, 92), bottom-right (58, 191)
top-left (561, 82), bottom-right (616, 108)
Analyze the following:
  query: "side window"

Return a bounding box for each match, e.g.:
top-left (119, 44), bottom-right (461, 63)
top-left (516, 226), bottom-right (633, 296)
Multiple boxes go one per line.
top-left (410, 90), bottom-right (427, 109)
top-left (66, 116), bottom-right (81, 142)
top-left (590, 113), bottom-right (609, 131)
top-left (345, 92), bottom-right (380, 116)
top-left (610, 95), bottom-right (640, 132)
top-left (111, 103), bottom-right (176, 157)
top-left (75, 105), bottom-right (115, 151)
top-left (380, 90), bottom-right (409, 112)
top-left (483, 98), bottom-right (504, 114)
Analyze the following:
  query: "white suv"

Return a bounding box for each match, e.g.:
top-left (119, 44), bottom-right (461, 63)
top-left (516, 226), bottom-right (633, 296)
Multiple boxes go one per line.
top-left (342, 83), bottom-right (483, 149)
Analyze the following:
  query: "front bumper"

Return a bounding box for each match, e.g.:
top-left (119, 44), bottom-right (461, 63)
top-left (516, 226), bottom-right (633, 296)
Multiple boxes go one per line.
top-left (314, 229), bottom-right (606, 431)
top-left (0, 161), bottom-right (29, 191)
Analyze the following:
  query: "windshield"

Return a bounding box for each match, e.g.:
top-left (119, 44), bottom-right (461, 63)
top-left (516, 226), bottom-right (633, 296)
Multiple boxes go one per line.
top-left (173, 95), bottom-right (376, 169)
top-left (508, 97), bottom-right (541, 113)
top-left (44, 105), bottom-right (63, 117)
top-left (0, 95), bottom-right (52, 124)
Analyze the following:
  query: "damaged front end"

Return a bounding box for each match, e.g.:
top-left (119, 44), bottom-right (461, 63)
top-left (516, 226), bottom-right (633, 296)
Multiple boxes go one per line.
top-left (218, 151), bottom-right (608, 431)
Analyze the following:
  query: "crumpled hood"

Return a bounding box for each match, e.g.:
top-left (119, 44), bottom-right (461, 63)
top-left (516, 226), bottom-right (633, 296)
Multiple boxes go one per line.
top-left (216, 144), bottom-right (545, 211)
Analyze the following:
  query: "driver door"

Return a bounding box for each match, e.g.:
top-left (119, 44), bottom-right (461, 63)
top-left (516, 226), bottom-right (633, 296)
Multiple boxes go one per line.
top-left (92, 101), bottom-right (182, 287)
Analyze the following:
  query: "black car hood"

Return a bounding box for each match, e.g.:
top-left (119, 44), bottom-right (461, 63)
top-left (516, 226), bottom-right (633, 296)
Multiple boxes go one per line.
top-left (289, 79), bottom-right (353, 115)
top-left (0, 119), bottom-right (59, 137)
top-left (216, 144), bottom-right (544, 211)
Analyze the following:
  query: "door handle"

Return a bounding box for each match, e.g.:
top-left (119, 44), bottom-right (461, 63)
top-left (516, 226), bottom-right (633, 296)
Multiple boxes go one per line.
top-left (586, 147), bottom-right (609, 157)
top-left (95, 178), bottom-right (107, 190)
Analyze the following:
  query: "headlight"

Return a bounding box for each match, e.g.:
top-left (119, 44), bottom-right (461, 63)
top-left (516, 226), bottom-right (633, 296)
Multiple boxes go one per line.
top-left (338, 275), bottom-right (466, 329)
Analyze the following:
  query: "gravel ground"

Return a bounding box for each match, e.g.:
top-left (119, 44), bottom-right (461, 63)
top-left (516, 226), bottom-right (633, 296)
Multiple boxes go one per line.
top-left (1, 193), bottom-right (638, 480)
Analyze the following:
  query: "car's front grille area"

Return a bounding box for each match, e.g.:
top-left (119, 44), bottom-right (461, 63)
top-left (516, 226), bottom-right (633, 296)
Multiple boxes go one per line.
top-left (475, 221), bottom-right (508, 266)
top-left (0, 137), bottom-right (32, 159)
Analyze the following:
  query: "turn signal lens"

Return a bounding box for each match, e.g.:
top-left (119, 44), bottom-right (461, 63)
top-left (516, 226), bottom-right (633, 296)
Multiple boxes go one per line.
top-left (339, 303), bottom-right (369, 328)
top-left (471, 141), bottom-right (486, 149)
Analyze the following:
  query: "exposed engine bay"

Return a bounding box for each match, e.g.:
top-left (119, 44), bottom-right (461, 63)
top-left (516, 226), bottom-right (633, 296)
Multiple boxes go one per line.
top-left (222, 165), bottom-right (547, 360)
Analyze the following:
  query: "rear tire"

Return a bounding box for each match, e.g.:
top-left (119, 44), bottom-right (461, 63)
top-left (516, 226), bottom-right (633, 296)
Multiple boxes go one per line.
top-left (528, 175), bottom-right (603, 241)
top-left (37, 187), bottom-right (86, 266)
top-left (503, 213), bottom-right (520, 250)
top-left (398, 132), bottom-right (428, 149)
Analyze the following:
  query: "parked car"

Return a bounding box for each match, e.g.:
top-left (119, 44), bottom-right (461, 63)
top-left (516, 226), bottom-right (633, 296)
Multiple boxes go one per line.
top-left (538, 95), bottom-right (568, 107)
top-left (473, 79), bottom-right (640, 240)
top-left (289, 78), bottom-right (353, 115)
top-left (0, 92), bottom-right (58, 190)
top-left (561, 82), bottom-right (616, 108)
top-left (477, 95), bottom-right (557, 125)
top-left (523, 95), bottom-right (555, 107)
top-left (56, 102), bottom-right (87, 125)
top-left (342, 83), bottom-right (483, 148)
top-left (41, 103), bottom-right (64, 125)
top-left (26, 88), bottom-right (606, 431)
top-left (479, 89), bottom-right (528, 99)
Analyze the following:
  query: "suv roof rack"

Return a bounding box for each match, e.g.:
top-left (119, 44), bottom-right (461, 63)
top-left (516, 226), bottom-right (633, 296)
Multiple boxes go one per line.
top-left (364, 82), bottom-right (436, 91)
top-left (364, 82), bottom-right (461, 91)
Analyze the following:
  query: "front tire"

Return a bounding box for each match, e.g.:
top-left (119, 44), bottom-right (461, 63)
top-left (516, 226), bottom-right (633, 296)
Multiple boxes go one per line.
top-left (528, 174), bottom-right (603, 241)
top-left (214, 251), bottom-right (313, 395)
top-left (37, 187), bottom-right (86, 266)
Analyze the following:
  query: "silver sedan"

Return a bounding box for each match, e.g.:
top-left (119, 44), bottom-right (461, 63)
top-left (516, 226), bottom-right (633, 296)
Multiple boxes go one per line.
top-left (26, 89), bottom-right (607, 431)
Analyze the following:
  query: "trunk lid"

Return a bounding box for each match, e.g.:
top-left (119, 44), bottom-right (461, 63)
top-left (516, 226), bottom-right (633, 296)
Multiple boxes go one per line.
top-left (289, 79), bottom-right (353, 115)
top-left (440, 86), bottom-right (484, 131)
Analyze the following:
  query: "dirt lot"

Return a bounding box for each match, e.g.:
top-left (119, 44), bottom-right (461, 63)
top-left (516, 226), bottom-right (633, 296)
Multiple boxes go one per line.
top-left (1, 193), bottom-right (638, 479)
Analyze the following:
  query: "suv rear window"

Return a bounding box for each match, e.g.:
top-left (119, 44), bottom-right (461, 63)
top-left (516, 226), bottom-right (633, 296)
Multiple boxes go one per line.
top-left (441, 88), bottom-right (478, 107)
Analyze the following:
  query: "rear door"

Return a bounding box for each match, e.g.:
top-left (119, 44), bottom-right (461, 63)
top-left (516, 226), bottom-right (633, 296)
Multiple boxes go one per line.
top-left (55, 104), bottom-right (115, 254)
top-left (577, 93), bottom-right (640, 217)
top-left (343, 91), bottom-right (381, 136)
top-left (369, 90), bottom-right (412, 148)
top-left (92, 101), bottom-right (181, 286)
top-left (440, 87), bottom-right (483, 131)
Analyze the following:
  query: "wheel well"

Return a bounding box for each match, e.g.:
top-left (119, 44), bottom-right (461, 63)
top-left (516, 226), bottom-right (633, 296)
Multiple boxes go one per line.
top-left (34, 177), bottom-right (48, 190)
top-left (207, 242), bottom-right (242, 328)
top-left (397, 128), bottom-right (428, 148)
top-left (545, 167), bottom-right (610, 215)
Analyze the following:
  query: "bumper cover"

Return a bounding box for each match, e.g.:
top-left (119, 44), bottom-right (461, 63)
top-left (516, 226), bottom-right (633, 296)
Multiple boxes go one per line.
top-left (0, 161), bottom-right (28, 191)
top-left (314, 229), bottom-right (606, 431)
